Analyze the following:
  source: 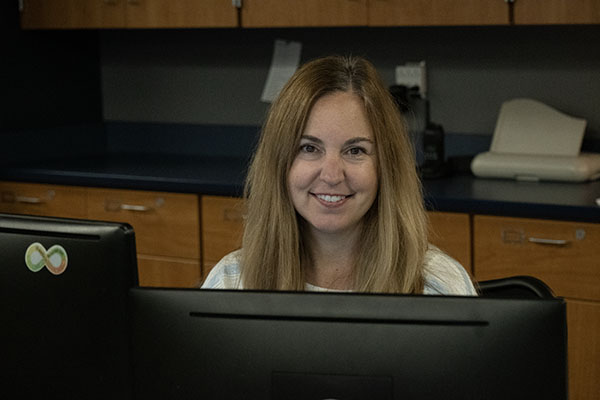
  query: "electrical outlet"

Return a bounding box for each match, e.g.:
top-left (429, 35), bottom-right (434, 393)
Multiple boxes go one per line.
top-left (395, 61), bottom-right (426, 98)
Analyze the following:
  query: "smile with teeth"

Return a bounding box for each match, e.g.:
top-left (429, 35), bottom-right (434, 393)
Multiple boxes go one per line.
top-left (314, 194), bottom-right (349, 203)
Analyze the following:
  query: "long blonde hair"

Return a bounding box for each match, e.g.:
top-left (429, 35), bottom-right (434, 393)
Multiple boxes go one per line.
top-left (241, 55), bottom-right (428, 293)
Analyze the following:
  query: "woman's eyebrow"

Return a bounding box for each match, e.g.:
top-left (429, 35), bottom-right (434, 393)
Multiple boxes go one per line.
top-left (300, 135), bottom-right (373, 145)
top-left (345, 137), bottom-right (374, 145)
top-left (300, 135), bottom-right (323, 144)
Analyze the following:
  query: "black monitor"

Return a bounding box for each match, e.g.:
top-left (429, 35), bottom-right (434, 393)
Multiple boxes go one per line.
top-left (1, 213), bottom-right (138, 399)
top-left (129, 288), bottom-right (567, 400)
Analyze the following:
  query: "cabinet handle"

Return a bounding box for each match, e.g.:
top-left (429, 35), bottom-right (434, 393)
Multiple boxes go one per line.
top-left (105, 198), bottom-right (164, 212)
top-left (527, 237), bottom-right (569, 246)
top-left (103, 0), bottom-right (118, 5)
top-left (1, 190), bottom-right (55, 205)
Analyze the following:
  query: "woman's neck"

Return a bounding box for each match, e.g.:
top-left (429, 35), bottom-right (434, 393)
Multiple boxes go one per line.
top-left (304, 227), bottom-right (361, 290)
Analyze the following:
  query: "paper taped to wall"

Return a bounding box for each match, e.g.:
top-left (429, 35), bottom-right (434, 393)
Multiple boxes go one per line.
top-left (261, 39), bottom-right (302, 103)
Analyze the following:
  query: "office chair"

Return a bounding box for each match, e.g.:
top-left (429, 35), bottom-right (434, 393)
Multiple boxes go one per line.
top-left (477, 275), bottom-right (555, 299)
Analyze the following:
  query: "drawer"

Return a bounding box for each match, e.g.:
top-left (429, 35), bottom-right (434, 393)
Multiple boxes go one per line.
top-left (201, 195), bottom-right (244, 276)
top-left (87, 188), bottom-right (200, 259)
top-left (0, 181), bottom-right (87, 219)
top-left (473, 215), bottom-right (600, 301)
top-left (427, 211), bottom-right (471, 272)
top-left (567, 299), bottom-right (600, 400)
top-left (137, 255), bottom-right (202, 288)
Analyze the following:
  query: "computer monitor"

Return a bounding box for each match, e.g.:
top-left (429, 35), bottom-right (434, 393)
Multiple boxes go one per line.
top-left (129, 288), bottom-right (567, 400)
top-left (1, 213), bottom-right (138, 399)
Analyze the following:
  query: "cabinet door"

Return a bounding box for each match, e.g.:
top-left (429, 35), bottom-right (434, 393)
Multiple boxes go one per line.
top-left (201, 195), bottom-right (244, 278)
top-left (87, 188), bottom-right (201, 259)
top-left (514, 0), bottom-right (600, 25)
top-left (427, 211), bottom-right (472, 272)
top-left (241, 0), bottom-right (367, 27)
top-left (137, 255), bottom-right (202, 288)
top-left (567, 300), bottom-right (600, 400)
top-left (0, 181), bottom-right (87, 219)
top-left (20, 0), bottom-right (125, 29)
top-left (125, 0), bottom-right (238, 28)
top-left (369, 0), bottom-right (508, 26)
top-left (473, 215), bottom-right (600, 301)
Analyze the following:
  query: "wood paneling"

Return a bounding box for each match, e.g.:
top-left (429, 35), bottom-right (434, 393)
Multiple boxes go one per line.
top-left (368, 0), bottom-right (509, 26)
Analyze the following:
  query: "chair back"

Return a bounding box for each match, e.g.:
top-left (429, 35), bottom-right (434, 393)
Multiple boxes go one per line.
top-left (477, 275), bottom-right (555, 299)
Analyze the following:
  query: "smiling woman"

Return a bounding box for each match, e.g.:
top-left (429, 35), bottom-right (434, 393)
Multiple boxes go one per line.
top-left (202, 55), bottom-right (476, 295)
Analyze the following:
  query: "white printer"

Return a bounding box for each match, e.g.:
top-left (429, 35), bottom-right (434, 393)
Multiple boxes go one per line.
top-left (471, 98), bottom-right (600, 182)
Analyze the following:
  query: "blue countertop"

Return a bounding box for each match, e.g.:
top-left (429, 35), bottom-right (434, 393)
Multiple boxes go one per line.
top-left (1, 154), bottom-right (599, 223)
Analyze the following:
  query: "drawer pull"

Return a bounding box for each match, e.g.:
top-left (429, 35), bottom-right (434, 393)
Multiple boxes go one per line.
top-left (528, 237), bottom-right (569, 246)
top-left (1, 190), bottom-right (55, 205)
top-left (105, 198), bottom-right (165, 212)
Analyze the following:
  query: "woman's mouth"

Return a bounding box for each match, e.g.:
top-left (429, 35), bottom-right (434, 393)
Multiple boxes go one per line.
top-left (312, 193), bottom-right (353, 206)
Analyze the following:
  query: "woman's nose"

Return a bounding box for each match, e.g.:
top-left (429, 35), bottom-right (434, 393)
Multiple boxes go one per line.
top-left (319, 155), bottom-right (344, 185)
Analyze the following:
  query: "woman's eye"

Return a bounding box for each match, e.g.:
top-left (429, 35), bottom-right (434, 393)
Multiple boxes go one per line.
top-left (347, 147), bottom-right (366, 156)
top-left (300, 144), bottom-right (318, 153)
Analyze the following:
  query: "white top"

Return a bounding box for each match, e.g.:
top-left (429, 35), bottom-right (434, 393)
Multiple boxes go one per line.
top-left (202, 247), bottom-right (478, 296)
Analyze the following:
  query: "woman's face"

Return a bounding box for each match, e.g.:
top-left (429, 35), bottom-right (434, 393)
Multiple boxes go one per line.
top-left (288, 91), bottom-right (378, 238)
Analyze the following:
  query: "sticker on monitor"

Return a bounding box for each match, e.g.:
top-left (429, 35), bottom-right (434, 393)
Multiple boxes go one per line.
top-left (25, 242), bottom-right (68, 275)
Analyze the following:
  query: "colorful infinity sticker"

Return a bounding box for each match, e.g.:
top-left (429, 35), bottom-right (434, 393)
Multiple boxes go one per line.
top-left (25, 242), bottom-right (68, 275)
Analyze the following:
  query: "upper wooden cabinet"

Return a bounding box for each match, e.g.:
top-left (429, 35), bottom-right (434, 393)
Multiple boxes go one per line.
top-left (20, 0), bottom-right (238, 29)
top-left (240, 0), bottom-right (367, 27)
top-left (514, 0), bottom-right (600, 25)
top-left (125, 0), bottom-right (238, 28)
top-left (20, 0), bottom-right (124, 29)
top-left (20, 0), bottom-right (600, 29)
top-left (368, 0), bottom-right (509, 26)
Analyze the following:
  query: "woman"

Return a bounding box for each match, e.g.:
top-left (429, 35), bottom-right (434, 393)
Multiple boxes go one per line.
top-left (203, 55), bottom-right (476, 295)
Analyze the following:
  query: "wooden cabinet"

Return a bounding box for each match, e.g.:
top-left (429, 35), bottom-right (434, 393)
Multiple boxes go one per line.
top-left (514, 0), bottom-right (600, 25)
top-left (0, 181), bottom-right (202, 288)
top-left (428, 211), bottom-right (471, 272)
top-left (20, 0), bottom-right (124, 29)
top-left (20, 0), bottom-right (600, 29)
top-left (201, 195), bottom-right (244, 277)
top-left (473, 215), bottom-right (600, 400)
top-left (473, 215), bottom-right (599, 300)
top-left (240, 0), bottom-right (367, 27)
top-left (20, 0), bottom-right (238, 29)
top-left (0, 181), bottom-right (87, 219)
top-left (124, 0), bottom-right (238, 28)
top-left (567, 300), bottom-right (600, 400)
top-left (87, 188), bottom-right (200, 259)
top-left (368, 0), bottom-right (509, 26)
top-left (87, 187), bottom-right (202, 287)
